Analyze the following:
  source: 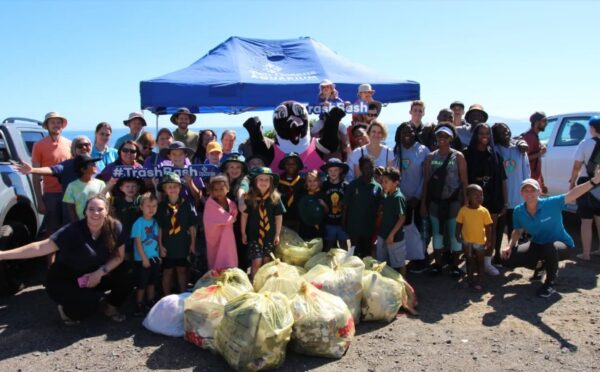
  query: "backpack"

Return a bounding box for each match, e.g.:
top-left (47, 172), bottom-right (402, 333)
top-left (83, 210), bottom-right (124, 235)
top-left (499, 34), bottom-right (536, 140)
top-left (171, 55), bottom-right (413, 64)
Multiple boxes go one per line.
top-left (585, 138), bottom-right (600, 178)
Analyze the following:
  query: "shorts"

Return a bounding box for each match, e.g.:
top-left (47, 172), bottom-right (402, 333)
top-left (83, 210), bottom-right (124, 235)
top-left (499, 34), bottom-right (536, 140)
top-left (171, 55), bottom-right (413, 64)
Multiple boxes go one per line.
top-left (325, 224), bottom-right (349, 241)
top-left (375, 237), bottom-right (406, 268)
top-left (134, 258), bottom-right (161, 289)
top-left (576, 177), bottom-right (600, 218)
top-left (248, 241), bottom-right (275, 261)
top-left (463, 242), bottom-right (486, 257)
top-left (41, 192), bottom-right (64, 232)
top-left (162, 257), bottom-right (189, 269)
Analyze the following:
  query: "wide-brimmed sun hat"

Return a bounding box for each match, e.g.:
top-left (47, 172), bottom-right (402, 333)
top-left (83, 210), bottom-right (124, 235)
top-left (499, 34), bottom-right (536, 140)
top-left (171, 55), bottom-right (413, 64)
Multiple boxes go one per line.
top-left (220, 153), bottom-right (248, 174)
top-left (159, 141), bottom-right (194, 158)
top-left (320, 158), bottom-right (349, 174)
top-left (123, 112), bottom-right (147, 127)
top-left (278, 152), bottom-right (304, 171)
top-left (42, 112), bottom-right (68, 129)
top-left (249, 166), bottom-right (280, 186)
top-left (358, 83), bottom-right (374, 95)
top-left (465, 104), bottom-right (489, 124)
top-left (170, 107), bottom-right (197, 125)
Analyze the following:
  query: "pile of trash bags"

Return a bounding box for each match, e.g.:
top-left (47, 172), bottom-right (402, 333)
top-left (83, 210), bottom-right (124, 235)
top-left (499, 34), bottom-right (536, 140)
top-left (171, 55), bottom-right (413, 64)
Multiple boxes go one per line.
top-left (143, 229), bottom-right (418, 371)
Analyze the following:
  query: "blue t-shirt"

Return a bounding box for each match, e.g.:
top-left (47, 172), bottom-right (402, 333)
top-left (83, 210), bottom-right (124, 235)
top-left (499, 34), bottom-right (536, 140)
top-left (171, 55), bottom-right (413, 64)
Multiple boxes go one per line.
top-left (397, 141), bottom-right (429, 200)
top-left (91, 146), bottom-right (118, 173)
top-left (495, 145), bottom-right (530, 209)
top-left (131, 216), bottom-right (160, 261)
top-left (513, 195), bottom-right (574, 247)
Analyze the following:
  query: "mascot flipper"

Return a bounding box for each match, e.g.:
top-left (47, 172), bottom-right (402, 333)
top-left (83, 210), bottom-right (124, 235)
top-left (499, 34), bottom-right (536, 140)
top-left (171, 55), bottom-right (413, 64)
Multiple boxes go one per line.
top-left (243, 101), bottom-right (345, 172)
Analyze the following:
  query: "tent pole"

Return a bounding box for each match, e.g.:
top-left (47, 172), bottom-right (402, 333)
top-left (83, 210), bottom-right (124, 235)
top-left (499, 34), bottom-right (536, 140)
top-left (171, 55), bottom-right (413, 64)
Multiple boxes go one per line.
top-left (155, 112), bottom-right (159, 137)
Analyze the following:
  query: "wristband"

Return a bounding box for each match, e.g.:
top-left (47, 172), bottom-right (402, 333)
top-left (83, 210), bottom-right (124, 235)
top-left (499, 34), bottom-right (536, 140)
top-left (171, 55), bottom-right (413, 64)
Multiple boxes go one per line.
top-left (101, 265), bottom-right (109, 275)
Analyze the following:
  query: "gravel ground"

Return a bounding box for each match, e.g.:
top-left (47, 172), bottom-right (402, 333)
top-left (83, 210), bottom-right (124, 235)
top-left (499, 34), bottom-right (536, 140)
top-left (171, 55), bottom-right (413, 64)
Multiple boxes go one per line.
top-left (1, 214), bottom-right (598, 372)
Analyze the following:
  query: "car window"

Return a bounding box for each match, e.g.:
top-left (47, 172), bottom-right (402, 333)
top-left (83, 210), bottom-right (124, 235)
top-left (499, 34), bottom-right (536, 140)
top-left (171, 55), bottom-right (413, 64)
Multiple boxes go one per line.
top-left (538, 118), bottom-right (557, 146)
top-left (20, 131), bottom-right (45, 156)
top-left (0, 132), bottom-right (10, 162)
top-left (554, 116), bottom-right (590, 147)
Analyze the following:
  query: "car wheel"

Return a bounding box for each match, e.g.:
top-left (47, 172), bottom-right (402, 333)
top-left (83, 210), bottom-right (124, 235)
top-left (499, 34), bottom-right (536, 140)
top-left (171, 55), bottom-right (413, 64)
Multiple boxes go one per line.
top-left (0, 222), bottom-right (31, 296)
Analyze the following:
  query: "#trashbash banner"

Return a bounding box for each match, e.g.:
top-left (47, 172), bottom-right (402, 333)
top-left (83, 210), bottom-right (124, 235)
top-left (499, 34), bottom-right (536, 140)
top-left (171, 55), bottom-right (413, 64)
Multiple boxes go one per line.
top-left (111, 165), bottom-right (220, 179)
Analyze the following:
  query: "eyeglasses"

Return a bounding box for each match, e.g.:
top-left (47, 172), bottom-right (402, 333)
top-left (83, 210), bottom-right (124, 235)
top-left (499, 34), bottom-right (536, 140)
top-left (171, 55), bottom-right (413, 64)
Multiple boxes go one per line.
top-left (76, 143), bottom-right (92, 149)
top-left (121, 148), bottom-right (137, 154)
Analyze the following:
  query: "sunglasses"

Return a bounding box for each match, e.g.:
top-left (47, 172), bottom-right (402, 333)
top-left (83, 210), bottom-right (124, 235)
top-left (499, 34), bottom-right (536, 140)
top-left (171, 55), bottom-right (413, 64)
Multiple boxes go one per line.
top-left (121, 148), bottom-right (137, 154)
top-left (366, 113), bottom-right (378, 117)
top-left (76, 143), bottom-right (92, 149)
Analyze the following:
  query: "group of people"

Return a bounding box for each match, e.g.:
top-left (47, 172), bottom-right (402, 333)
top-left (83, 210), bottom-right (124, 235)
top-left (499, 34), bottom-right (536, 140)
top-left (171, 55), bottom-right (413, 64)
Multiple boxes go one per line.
top-left (1, 80), bottom-right (598, 325)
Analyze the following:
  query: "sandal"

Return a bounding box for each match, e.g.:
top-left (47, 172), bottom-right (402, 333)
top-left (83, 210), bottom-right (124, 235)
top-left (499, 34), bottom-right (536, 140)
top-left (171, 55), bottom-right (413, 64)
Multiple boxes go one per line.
top-left (576, 253), bottom-right (591, 261)
top-left (104, 304), bottom-right (126, 323)
top-left (57, 305), bottom-right (80, 326)
top-left (591, 250), bottom-right (600, 257)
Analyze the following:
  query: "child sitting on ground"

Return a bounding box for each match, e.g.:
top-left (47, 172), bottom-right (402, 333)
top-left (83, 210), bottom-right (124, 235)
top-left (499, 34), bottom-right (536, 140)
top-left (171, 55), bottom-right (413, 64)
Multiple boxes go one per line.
top-left (131, 192), bottom-right (160, 316)
top-left (321, 158), bottom-right (350, 251)
top-left (456, 184), bottom-right (493, 291)
top-left (203, 175), bottom-right (238, 270)
top-left (297, 170), bottom-right (328, 241)
top-left (157, 173), bottom-right (196, 295)
top-left (241, 167), bottom-right (285, 279)
top-left (377, 167), bottom-right (408, 276)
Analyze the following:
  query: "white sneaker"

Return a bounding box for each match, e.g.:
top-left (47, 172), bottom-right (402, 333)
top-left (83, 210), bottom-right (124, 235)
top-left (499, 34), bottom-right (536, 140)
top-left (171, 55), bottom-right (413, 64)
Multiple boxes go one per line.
top-left (484, 257), bottom-right (500, 276)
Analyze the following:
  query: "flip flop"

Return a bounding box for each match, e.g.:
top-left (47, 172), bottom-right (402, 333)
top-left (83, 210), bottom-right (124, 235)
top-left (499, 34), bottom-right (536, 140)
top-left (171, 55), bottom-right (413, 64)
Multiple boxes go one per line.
top-left (591, 250), bottom-right (600, 257)
top-left (576, 253), bottom-right (591, 261)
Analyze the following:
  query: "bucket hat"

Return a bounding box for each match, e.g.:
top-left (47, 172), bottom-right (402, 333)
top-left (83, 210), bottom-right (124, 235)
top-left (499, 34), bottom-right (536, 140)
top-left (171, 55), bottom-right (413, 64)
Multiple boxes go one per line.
top-left (278, 152), bottom-right (304, 171)
top-left (465, 104), bottom-right (488, 124)
top-left (170, 107), bottom-right (197, 125)
top-left (249, 166), bottom-right (279, 186)
top-left (123, 112), bottom-right (147, 127)
top-left (159, 141), bottom-right (194, 158)
top-left (42, 112), bottom-right (68, 129)
top-left (220, 153), bottom-right (248, 174)
top-left (320, 158), bottom-right (349, 174)
top-left (159, 172), bottom-right (183, 191)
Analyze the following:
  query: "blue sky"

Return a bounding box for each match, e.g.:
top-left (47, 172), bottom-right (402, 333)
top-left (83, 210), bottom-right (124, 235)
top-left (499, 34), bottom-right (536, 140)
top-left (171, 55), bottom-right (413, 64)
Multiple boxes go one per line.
top-left (1, 0), bottom-right (598, 132)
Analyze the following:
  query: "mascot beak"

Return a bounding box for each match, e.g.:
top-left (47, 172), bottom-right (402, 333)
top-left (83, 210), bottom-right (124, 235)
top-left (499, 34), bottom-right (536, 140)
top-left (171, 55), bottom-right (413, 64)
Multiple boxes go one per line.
top-left (288, 116), bottom-right (304, 144)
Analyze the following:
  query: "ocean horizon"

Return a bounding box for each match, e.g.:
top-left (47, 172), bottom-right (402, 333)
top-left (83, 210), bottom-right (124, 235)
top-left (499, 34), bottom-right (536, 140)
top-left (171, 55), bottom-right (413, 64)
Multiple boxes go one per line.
top-left (62, 119), bottom-right (531, 149)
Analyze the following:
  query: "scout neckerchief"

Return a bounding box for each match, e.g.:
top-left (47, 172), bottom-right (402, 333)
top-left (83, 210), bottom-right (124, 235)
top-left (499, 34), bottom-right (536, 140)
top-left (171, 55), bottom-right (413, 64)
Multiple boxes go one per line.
top-left (168, 200), bottom-right (182, 235)
top-left (279, 175), bottom-right (301, 208)
top-left (258, 193), bottom-right (270, 246)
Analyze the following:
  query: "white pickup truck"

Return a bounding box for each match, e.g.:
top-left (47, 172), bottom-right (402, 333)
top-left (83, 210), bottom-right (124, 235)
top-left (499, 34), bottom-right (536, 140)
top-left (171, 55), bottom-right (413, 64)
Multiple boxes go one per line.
top-left (540, 112), bottom-right (600, 208)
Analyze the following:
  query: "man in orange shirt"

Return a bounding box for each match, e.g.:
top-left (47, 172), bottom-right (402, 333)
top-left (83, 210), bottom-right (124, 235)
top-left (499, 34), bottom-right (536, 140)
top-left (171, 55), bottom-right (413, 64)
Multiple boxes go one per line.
top-left (31, 112), bottom-right (72, 236)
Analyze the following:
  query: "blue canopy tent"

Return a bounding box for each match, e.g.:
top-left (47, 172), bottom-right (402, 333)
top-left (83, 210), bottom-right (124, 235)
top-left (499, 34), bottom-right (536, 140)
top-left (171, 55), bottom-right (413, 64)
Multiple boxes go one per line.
top-left (140, 36), bottom-right (420, 115)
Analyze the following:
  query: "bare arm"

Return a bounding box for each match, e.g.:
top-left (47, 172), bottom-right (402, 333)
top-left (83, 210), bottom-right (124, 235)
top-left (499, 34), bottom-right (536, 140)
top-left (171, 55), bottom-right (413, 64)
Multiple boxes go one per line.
top-left (240, 211), bottom-right (248, 244)
top-left (501, 228), bottom-right (524, 259)
top-left (188, 226), bottom-right (196, 255)
top-left (455, 222), bottom-right (463, 243)
top-left (274, 214), bottom-right (283, 246)
top-left (456, 152), bottom-right (469, 204)
top-left (0, 239), bottom-right (58, 261)
top-left (569, 160), bottom-right (583, 189)
top-left (13, 161), bottom-right (53, 176)
top-left (32, 161), bottom-right (45, 215)
top-left (66, 203), bottom-right (78, 223)
top-left (420, 154), bottom-right (433, 216)
top-left (86, 244), bottom-right (125, 288)
top-left (386, 214), bottom-right (406, 245)
top-left (485, 223), bottom-right (493, 250)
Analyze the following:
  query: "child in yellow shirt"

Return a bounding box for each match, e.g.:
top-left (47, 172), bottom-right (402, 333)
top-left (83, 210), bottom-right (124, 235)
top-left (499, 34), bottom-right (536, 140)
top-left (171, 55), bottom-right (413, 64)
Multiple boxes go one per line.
top-left (456, 184), bottom-right (493, 291)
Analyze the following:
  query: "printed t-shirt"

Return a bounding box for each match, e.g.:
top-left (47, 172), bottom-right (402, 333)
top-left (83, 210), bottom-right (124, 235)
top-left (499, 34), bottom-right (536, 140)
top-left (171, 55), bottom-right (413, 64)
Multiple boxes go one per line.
top-left (131, 216), bottom-right (159, 261)
top-left (63, 178), bottom-right (106, 219)
top-left (322, 180), bottom-right (348, 225)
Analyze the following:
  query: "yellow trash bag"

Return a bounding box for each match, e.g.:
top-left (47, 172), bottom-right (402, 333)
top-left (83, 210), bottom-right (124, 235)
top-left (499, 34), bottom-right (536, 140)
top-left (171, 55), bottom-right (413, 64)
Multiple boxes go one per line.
top-left (302, 255), bottom-right (364, 323)
top-left (304, 248), bottom-right (348, 270)
top-left (290, 281), bottom-right (355, 358)
top-left (253, 256), bottom-right (300, 292)
top-left (183, 282), bottom-right (245, 350)
top-left (361, 264), bottom-right (404, 322)
top-left (215, 292), bottom-right (294, 372)
top-left (258, 273), bottom-right (301, 299)
top-left (275, 226), bottom-right (323, 267)
top-left (363, 257), bottom-right (418, 315)
top-left (192, 268), bottom-right (253, 293)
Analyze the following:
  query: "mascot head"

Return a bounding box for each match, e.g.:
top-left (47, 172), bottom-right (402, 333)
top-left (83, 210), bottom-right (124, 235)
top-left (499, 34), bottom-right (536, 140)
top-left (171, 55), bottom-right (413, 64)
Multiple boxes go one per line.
top-left (273, 101), bottom-right (309, 151)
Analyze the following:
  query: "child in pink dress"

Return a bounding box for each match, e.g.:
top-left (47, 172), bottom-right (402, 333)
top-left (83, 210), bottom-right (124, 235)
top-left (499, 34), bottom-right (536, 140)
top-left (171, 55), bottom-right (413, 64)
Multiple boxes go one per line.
top-left (203, 175), bottom-right (238, 270)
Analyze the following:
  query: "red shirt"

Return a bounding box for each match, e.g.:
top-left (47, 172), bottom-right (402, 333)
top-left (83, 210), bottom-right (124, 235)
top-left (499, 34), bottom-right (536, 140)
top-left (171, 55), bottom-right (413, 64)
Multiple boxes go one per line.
top-left (522, 129), bottom-right (542, 181)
